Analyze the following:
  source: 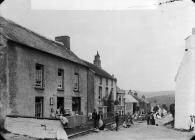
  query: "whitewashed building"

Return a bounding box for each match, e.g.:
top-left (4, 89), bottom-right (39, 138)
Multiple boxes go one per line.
top-left (175, 28), bottom-right (195, 129)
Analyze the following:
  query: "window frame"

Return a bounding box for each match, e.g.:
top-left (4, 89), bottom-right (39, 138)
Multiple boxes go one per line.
top-left (35, 63), bottom-right (44, 89)
top-left (99, 77), bottom-right (102, 85)
top-left (106, 78), bottom-right (108, 86)
top-left (99, 86), bottom-right (102, 99)
top-left (111, 80), bottom-right (113, 87)
top-left (57, 68), bottom-right (64, 90)
top-left (73, 72), bottom-right (79, 92)
top-left (105, 87), bottom-right (109, 97)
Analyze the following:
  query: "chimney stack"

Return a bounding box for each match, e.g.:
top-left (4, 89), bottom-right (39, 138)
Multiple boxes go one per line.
top-left (93, 51), bottom-right (101, 68)
top-left (55, 36), bottom-right (70, 50)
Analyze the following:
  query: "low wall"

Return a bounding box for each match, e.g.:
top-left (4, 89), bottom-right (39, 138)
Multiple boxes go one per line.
top-left (66, 115), bottom-right (87, 128)
top-left (6, 115), bottom-right (87, 128)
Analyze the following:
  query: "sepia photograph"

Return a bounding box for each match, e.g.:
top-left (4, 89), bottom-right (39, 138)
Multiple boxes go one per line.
top-left (1, 0), bottom-right (195, 139)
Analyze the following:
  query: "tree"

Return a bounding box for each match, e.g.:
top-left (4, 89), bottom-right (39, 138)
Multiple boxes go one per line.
top-left (107, 90), bottom-right (114, 115)
top-left (102, 96), bottom-right (108, 106)
top-left (114, 100), bottom-right (119, 105)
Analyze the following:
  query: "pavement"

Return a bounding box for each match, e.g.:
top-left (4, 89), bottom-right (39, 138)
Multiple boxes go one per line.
top-left (70, 115), bottom-right (195, 140)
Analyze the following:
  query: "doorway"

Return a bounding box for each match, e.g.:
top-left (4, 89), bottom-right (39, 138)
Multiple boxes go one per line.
top-left (57, 97), bottom-right (64, 109)
top-left (35, 97), bottom-right (44, 117)
top-left (72, 97), bottom-right (81, 115)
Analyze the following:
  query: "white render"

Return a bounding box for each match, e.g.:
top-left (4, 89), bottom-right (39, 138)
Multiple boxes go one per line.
top-left (175, 29), bottom-right (195, 129)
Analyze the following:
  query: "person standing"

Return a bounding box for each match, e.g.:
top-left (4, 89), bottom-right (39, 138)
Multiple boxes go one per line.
top-left (92, 109), bottom-right (98, 128)
top-left (151, 113), bottom-right (155, 125)
top-left (115, 112), bottom-right (119, 131)
top-left (189, 115), bottom-right (194, 131)
top-left (146, 112), bottom-right (150, 125)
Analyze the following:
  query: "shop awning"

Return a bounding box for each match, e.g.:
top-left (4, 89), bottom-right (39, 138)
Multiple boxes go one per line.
top-left (124, 95), bottom-right (138, 103)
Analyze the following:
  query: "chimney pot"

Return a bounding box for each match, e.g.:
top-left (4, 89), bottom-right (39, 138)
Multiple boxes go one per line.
top-left (55, 36), bottom-right (70, 50)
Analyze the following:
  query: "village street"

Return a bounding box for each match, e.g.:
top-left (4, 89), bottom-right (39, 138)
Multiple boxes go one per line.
top-left (71, 115), bottom-right (194, 140)
top-left (2, 114), bottom-right (194, 140)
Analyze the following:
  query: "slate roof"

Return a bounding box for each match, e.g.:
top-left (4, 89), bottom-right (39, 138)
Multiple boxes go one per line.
top-left (83, 60), bottom-right (117, 81)
top-left (131, 94), bottom-right (149, 104)
top-left (0, 16), bottom-right (86, 66)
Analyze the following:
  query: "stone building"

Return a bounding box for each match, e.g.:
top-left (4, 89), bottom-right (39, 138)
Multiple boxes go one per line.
top-left (175, 28), bottom-right (195, 129)
top-left (0, 17), bottom-right (89, 121)
top-left (115, 87), bottom-right (125, 115)
top-left (83, 52), bottom-right (117, 118)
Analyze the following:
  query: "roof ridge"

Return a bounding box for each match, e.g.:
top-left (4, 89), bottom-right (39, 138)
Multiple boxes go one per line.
top-left (82, 59), bottom-right (116, 80)
top-left (0, 16), bottom-right (86, 66)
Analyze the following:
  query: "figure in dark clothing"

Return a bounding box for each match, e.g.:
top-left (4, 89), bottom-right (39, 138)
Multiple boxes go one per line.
top-left (92, 109), bottom-right (98, 128)
top-left (146, 112), bottom-right (150, 125)
top-left (115, 113), bottom-right (119, 131)
top-left (150, 114), bottom-right (155, 125)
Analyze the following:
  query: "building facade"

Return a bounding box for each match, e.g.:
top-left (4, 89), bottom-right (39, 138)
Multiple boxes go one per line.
top-left (115, 87), bottom-right (125, 115)
top-left (84, 52), bottom-right (117, 118)
top-left (0, 17), bottom-right (89, 121)
top-left (175, 28), bottom-right (195, 129)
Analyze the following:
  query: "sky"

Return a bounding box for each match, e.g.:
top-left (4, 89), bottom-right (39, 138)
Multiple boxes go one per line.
top-left (1, 0), bottom-right (195, 92)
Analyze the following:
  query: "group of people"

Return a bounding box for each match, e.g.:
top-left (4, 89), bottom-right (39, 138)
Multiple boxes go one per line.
top-left (92, 109), bottom-right (105, 130)
top-left (50, 106), bottom-right (69, 128)
top-left (123, 113), bottom-right (134, 128)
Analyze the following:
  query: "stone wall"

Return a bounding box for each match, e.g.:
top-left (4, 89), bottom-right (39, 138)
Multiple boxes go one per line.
top-left (0, 36), bottom-right (8, 128)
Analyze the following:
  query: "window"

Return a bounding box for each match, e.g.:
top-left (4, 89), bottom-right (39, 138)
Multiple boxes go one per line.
top-left (105, 87), bottom-right (108, 97)
top-left (106, 79), bottom-right (108, 86)
top-left (58, 69), bottom-right (64, 90)
top-left (99, 86), bottom-right (102, 99)
top-left (35, 64), bottom-right (44, 88)
top-left (111, 80), bottom-right (113, 87)
top-left (99, 77), bottom-right (102, 85)
top-left (74, 73), bottom-right (79, 91)
top-left (118, 95), bottom-right (122, 105)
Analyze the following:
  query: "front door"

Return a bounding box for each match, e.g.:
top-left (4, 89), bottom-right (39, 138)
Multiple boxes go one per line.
top-left (35, 97), bottom-right (44, 117)
top-left (72, 97), bottom-right (81, 115)
top-left (57, 97), bottom-right (64, 109)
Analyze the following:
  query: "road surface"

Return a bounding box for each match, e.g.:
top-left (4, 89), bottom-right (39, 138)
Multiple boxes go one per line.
top-left (71, 117), bottom-right (194, 140)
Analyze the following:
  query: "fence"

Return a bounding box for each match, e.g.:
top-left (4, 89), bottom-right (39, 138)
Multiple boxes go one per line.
top-left (66, 115), bottom-right (87, 128)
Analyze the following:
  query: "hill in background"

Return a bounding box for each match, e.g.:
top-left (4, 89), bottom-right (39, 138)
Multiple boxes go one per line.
top-left (145, 91), bottom-right (175, 108)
